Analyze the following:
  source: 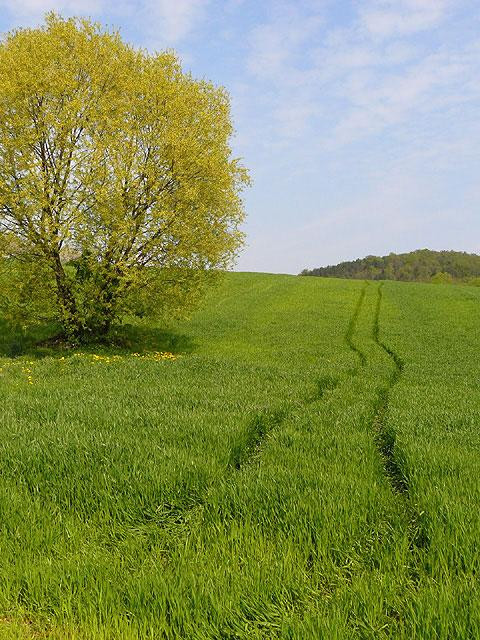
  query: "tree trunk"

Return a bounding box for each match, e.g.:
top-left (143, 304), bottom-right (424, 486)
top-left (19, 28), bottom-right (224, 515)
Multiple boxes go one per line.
top-left (50, 250), bottom-right (79, 338)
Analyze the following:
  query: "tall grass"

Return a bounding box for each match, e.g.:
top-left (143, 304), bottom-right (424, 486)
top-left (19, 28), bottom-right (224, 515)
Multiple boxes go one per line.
top-left (380, 281), bottom-right (480, 637)
top-left (0, 273), bottom-right (477, 637)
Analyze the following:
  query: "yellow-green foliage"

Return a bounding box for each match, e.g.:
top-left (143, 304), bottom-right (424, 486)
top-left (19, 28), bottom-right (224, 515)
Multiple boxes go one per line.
top-left (0, 13), bottom-right (248, 339)
top-left (430, 271), bottom-right (453, 284)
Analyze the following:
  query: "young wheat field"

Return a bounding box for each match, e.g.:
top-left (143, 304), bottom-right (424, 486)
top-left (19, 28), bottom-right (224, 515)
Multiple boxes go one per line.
top-left (0, 273), bottom-right (479, 639)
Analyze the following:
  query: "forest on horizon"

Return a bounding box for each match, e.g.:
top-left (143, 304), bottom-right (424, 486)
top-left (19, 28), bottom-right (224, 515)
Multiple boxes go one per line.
top-left (300, 249), bottom-right (480, 283)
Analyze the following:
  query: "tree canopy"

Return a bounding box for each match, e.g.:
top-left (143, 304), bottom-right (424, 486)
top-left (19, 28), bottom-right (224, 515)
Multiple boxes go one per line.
top-left (301, 249), bottom-right (480, 282)
top-left (0, 14), bottom-right (249, 339)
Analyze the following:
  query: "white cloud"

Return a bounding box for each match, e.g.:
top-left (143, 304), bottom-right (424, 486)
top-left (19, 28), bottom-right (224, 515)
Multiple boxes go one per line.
top-left (360, 0), bottom-right (452, 38)
top-left (239, 0), bottom-right (479, 151)
top-left (274, 99), bottom-right (318, 137)
top-left (331, 41), bottom-right (480, 145)
top-left (247, 7), bottom-right (323, 80)
top-left (0, 0), bottom-right (210, 46)
top-left (242, 4), bottom-right (327, 143)
top-left (0, 0), bottom-right (103, 22)
top-left (139, 0), bottom-right (209, 46)
top-left (231, 0), bottom-right (480, 272)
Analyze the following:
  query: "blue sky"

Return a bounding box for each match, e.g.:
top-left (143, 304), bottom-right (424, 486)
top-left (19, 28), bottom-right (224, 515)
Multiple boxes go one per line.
top-left (1, 0), bottom-right (479, 274)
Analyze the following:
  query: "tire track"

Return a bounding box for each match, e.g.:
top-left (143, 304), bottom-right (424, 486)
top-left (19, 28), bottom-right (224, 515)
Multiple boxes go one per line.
top-left (372, 283), bottom-right (429, 577)
top-left (343, 282), bottom-right (411, 495)
top-left (345, 283), bottom-right (368, 370)
top-left (153, 285), bottom-right (371, 542)
top-left (146, 287), bottom-right (370, 553)
top-left (172, 283), bottom-right (425, 634)
top-left (302, 284), bottom-right (368, 587)
top-left (372, 283), bottom-right (408, 495)
top-left (344, 283), bottom-right (429, 579)
top-left (231, 282), bottom-right (368, 472)
top-left (214, 282), bottom-right (428, 635)
top-left (334, 282), bottom-right (430, 635)
top-left (228, 408), bottom-right (287, 471)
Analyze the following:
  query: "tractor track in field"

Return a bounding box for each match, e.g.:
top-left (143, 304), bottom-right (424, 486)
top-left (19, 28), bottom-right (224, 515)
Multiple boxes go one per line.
top-left (153, 282), bottom-right (430, 634)
top-left (344, 281), bottom-right (410, 499)
top-left (229, 283), bottom-right (369, 473)
top-left (371, 283), bottom-right (429, 580)
top-left (161, 281), bottom-right (429, 638)
top-left (155, 288), bottom-right (368, 542)
top-left (161, 285), bottom-right (370, 538)
top-left (334, 282), bottom-right (429, 633)
top-left (343, 283), bottom-right (429, 579)
top-left (227, 408), bottom-right (287, 471)
top-left (345, 282), bottom-right (368, 370)
top-left (372, 283), bottom-right (409, 495)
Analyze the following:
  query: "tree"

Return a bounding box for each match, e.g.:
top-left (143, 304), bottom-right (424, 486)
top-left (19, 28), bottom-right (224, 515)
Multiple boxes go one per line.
top-left (0, 14), bottom-right (248, 340)
top-left (431, 272), bottom-right (454, 284)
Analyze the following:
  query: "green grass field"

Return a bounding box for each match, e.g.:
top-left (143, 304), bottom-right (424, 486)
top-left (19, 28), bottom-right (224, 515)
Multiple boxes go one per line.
top-left (0, 273), bottom-right (479, 639)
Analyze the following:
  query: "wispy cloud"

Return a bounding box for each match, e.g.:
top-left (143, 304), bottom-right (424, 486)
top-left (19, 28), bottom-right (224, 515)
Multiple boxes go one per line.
top-left (135, 0), bottom-right (209, 47)
top-left (0, 0), bottom-right (210, 46)
top-left (332, 42), bottom-right (480, 145)
top-left (240, 0), bottom-right (480, 149)
top-left (247, 6), bottom-right (323, 80)
top-left (0, 0), bottom-right (104, 22)
top-left (232, 0), bottom-right (480, 272)
top-left (360, 0), bottom-right (452, 38)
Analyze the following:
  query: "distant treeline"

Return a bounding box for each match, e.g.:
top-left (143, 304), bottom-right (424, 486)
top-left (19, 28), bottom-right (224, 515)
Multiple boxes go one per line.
top-left (300, 249), bottom-right (480, 283)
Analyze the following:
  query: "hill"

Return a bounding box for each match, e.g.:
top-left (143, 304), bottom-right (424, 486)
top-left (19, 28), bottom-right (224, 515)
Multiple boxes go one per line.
top-left (1, 273), bottom-right (480, 637)
top-left (300, 248), bottom-right (480, 281)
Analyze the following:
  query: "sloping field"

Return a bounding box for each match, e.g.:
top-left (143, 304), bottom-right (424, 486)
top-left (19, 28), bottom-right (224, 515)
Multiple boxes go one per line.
top-left (0, 273), bottom-right (479, 638)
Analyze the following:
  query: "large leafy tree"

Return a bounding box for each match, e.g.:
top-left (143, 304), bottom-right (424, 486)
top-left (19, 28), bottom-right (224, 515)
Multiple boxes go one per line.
top-left (0, 14), bottom-right (248, 339)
